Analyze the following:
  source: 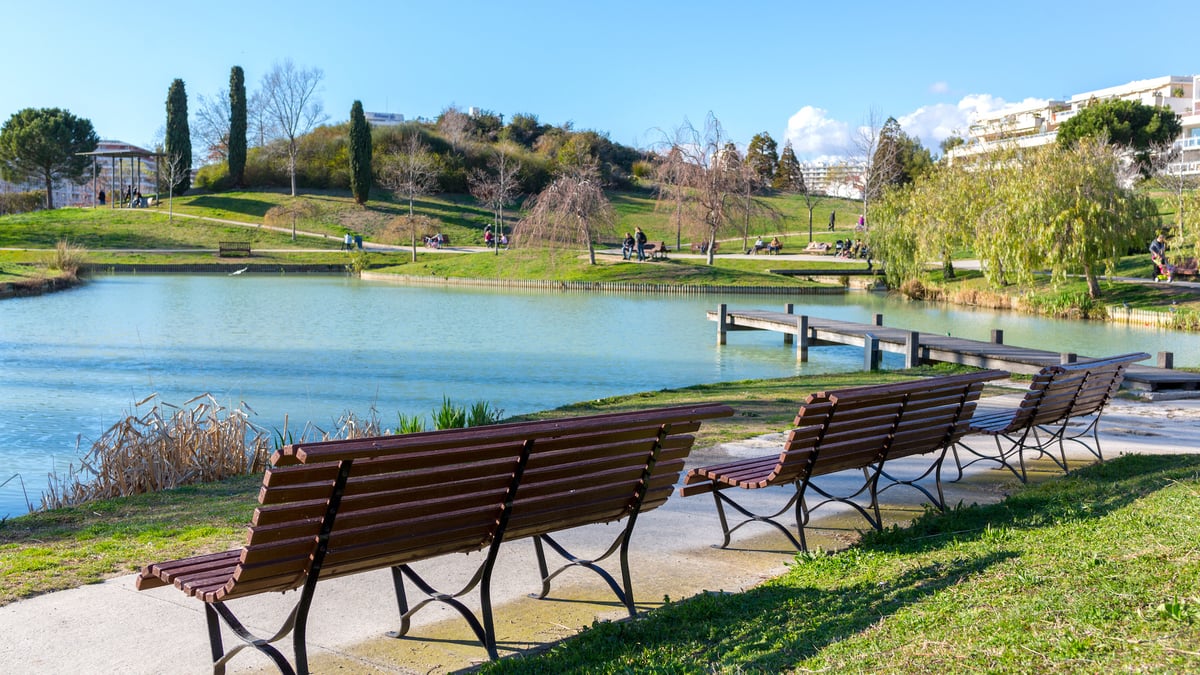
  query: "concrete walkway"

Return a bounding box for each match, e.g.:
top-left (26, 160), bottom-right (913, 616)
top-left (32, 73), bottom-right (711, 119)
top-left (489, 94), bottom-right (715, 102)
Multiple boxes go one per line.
top-left (2, 391), bottom-right (1197, 674)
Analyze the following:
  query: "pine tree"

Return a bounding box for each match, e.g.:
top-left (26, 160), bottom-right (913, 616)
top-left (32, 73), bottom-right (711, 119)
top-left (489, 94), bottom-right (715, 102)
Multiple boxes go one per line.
top-left (348, 100), bottom-right (372, 204)
top-left (228, 66), bottom-right (247, 187)
top-left (164, 79), bottom-right (191, 194)
top-left (745, 132), bottom-right (778, 187)
top-left (773, 141), bottom-right (804, 191)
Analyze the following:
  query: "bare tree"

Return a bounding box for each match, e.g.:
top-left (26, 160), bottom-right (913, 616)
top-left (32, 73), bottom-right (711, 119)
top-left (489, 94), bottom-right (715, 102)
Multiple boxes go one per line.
top-left (791, 168), bottom-right (825, 242)
top-left (193, 89), bottom-right (231, 163)
top-left (1149, 140), bottom-right (1198, 242)
top-left (381, 133), bottom-right (441, 261)
top-left (438, 105), bottom-right (471, 153)
top-left (264, 199), bottom-right (319, 241)
top-left (517, 161), bottom-right (614, 265)
top-left (248, 89), bottom-right (277, 148)
top-left (653, 147), bottom-right (689, 251)
top-left (852, 108), bottom-right (900, 223)
top-left (733, 154), bottom-right (780, 252)
top-left (468, 148), bottom-right (522, 256)
top-left (656, 113), bottom-right (741, 264)
top-left (155, 150), bottom-right (188, 223)
top-left (259, 60), bottom-right (326, 196)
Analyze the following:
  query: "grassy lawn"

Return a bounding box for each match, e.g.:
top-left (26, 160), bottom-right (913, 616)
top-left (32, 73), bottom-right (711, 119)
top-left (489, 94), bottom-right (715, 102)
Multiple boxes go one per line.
top-left (480, 453), bottom-right (1200, 674)
top-left (0, 368), bottom-right (947, 606)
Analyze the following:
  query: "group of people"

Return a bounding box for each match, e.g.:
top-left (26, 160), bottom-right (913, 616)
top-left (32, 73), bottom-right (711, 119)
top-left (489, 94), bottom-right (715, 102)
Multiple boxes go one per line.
top-left (836, 238), bottom-right (868, 260)
top-left (1150, 233), bottom-right (1174, 282)
top-left (484, 225), bottom-right (508, 249)
top-left (622, 227), bottom-right (650, 261)
top-left (751, 237), bottom-right (783, 254)
top-left (343, 233), bottom-right (363, 251)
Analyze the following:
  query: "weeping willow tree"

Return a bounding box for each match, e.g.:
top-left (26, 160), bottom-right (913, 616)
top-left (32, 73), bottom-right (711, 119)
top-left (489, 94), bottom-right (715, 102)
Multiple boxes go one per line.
top-left (871, 138), bottom-right (1158, 299)
top-left (515, 161), bottom-right (614, 265)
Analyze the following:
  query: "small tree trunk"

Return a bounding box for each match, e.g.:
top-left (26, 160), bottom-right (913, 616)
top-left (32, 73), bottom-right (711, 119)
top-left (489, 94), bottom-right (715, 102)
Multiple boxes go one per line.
top-left (808, 208), bottom-right (814, 242)
top-left (1084, 263), bottom-right (1102, 299)
top-left (44, 174), bottom-right (55, 209)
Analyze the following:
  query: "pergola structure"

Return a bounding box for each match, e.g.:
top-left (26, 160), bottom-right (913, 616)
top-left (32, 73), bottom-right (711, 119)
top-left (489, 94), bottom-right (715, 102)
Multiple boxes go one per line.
top-left (76, 146), bottom-right (163, 208)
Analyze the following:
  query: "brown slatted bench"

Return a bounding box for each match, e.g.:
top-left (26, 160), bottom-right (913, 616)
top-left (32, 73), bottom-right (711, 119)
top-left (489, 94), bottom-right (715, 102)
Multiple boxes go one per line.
top-left (679, 371), bottom-right (1006, 551)
top-left (217, 241), bottom-right (251, 257)
top-left (951, 352), bottom-right (1148, 482)
top-left (136, 403), bottom-right (732, 674)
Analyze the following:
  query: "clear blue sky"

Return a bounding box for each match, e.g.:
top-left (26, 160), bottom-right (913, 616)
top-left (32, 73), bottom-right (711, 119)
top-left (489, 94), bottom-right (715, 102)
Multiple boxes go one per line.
top-left (2, 0), bottom-right (1196, 161)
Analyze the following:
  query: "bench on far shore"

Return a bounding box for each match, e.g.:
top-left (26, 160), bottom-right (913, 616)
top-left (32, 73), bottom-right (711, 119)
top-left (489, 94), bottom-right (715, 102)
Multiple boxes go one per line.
top-left (680, 371), bottom-right (1006, 551)
top-left (644, 241), bottom-right (669, 260)
top-left (217, 241), bottom-right (251, 258)
top-left (136, 403), bottom-right (732, 673)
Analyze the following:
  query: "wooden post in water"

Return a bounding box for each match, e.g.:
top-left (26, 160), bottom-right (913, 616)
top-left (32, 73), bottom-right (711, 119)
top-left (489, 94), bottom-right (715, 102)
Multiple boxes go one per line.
top-left (873, 313), bottom-right (884, 326)
top-left (864, 333), bottom-right (880, 371)
top-left (784, 304), bottom-right (794, 345)
top-left (797, 315), bottom-right (809, 362)
top-left (717, 304), bottom-right (727, 345)
top-left (1060, 352), bottom-right (1077, 364)
top-left (905, 331), bottom-right (921, 368)
top-left (1159, 352), bottom-right (1174, 369)
top-left (991, 329), bottom-right (1003, 344)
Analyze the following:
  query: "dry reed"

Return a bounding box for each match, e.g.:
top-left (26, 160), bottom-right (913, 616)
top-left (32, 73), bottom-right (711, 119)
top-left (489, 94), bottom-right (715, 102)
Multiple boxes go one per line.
top-left (41, 393), bottom-right (270, 511)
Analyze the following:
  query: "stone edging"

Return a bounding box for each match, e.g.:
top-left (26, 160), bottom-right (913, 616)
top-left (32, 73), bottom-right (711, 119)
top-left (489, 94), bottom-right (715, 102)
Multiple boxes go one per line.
top-left (360, 272), bottom-right (847, 295)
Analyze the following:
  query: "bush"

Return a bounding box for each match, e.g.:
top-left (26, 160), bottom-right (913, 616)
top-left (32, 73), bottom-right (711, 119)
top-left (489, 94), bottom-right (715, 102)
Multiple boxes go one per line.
top-left (0, 190), bottom-right (45, 215)
top-left (194, 163), bottom-right (233, 192)
top-left (47, 240), bottom-right (88, 279)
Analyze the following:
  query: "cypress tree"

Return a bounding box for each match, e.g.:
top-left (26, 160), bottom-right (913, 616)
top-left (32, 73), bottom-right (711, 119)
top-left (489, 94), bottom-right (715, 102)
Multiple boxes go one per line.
top-left (348, 100), bottom-right (372, 204)
top-left (228, 66), bottom-right (247, 187)
top-left (165, 78), bottom-right (192, 194)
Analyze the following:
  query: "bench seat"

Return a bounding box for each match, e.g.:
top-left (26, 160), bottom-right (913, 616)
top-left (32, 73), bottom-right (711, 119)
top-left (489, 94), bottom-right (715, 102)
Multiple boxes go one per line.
top-left (681, 370), bottom-right (1006, 551)
top-left (137, 403), bottom-right (731, 673)
top-left (952, 352), bottom-right (1148, 482)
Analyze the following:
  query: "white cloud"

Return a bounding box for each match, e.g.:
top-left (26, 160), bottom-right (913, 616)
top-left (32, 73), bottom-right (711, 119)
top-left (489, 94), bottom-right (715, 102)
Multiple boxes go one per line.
top-left (783, 106), bottom-right (852, 160)
top-left (929, 81), bottom-right (950, 94)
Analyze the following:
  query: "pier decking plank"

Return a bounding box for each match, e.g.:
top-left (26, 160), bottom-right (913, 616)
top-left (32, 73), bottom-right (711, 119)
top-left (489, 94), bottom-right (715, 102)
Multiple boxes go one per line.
top-left (707, 308), bottom-right (1195, 392)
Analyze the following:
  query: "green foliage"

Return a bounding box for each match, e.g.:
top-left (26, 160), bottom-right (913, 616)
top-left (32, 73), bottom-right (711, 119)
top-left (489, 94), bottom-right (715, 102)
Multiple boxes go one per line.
top-left (875, 116), bottom-right (933, 187)
top-left (193, 162), bottom-right (233, 191)
top-left (0, 190), bottom-right (45, 215)
top-left (165, 79), bottom-right (192, 194)
top-left (395, 413), bottom-right (426, 434)
top-left (1057, 99), bottom-right (1182, 173)
top-left (466, 400), bottom-right (504, 427)
top-left (348, 100), bottom-right (372, 204)
top-left (0, 107), bottom-right (99, 209)
top-left (501, 112), bottom-right (545, 147)
top-left (432, 396), bottom-right (467, 429)
top-left (773, 141), bottom-right (803, 191)
top-left (228, 66), bottom-right (247, 187)
top-left (745, 131), bottom-right (778, 186)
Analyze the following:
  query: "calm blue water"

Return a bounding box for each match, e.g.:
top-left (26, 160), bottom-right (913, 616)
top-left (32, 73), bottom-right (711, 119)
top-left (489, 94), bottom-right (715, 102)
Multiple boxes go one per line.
top-left (1, 274), bottom-right (1196, 516)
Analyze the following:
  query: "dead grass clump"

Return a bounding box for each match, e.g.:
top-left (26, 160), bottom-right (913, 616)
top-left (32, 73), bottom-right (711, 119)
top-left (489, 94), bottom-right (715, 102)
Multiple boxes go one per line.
top-left (897, 279), bottom-right (942, 301)
top-left (41, 394), bottom-right (270, 511)
top-left (946, 288), bottom-right (1017, 309)
top-left (47, 240), bottom-right (88, 279)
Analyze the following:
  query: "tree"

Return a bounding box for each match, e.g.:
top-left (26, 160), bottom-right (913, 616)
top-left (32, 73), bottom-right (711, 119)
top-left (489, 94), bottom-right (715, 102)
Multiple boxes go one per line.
top-left (772, 141), bottom-right (802, 191)
top-left (744, 132), bottom-right (778, 187)
top-left (0, 107), bottom-right (98, 209)
top-left (853, 109), bottom-right (898, 223)
top-left (192, 89), bottom-right (231, 163)
top-left (260, 59), bottom-right (326, 196)
top-left (380, 132), bottom-right (440, 261)
top-left (155, 150), bottom-right (189, 223)
top-left (348, 100), bottom-right (372, 205)
top-left (437, 105), bottom-right (471, 152)
top-left (228, 66), bottom-right (247, 187)
top-left (264, 199), bottom-right (319, 241)
top-left (516, 160), bottom-right (613, 265)
top-left (469, 147), bottom-right (522, 256)
top-left (502, 112), bottom-right (544, 147)
top-left (1056, 99), bottom-right (1182, 175)
top-left (656, 114), bottom-right (742, 264)
top-left (165, 79), bottom-right (192, 195)
top-left (1148, 140), bottom-right (1197, 243)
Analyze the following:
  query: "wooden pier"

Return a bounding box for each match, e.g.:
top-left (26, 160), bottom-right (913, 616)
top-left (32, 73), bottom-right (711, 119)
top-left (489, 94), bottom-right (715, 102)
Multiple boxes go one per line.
top-left (708, 305), bottom-right (1198, 393)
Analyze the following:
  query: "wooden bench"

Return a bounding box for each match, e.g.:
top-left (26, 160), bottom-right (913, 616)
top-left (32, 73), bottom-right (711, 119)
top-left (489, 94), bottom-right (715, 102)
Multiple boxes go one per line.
top-left (679, 371), bottom-right (1006, 551)
top-left (689, 241), bottom-right (720, 255)
top-left (644, 241), bottom-right (669, 260)
top-left (952, 352), bottom-right (1148, 482)
top-left (217, 241), bottom-right (251, 257)
top-left (1174, 256), bottom-right (1198, 278)
top-left (136, 403), bottom-right (732, 673)
top-left (804, 242), bottom-right (830, 254)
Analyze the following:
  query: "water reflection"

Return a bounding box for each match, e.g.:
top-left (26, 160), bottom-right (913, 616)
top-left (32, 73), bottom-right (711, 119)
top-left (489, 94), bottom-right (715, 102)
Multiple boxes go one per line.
top-left (1, 274), bottom-right (1194, 516)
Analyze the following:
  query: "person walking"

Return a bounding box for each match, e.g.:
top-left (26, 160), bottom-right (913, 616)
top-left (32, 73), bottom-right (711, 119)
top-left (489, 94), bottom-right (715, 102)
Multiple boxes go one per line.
top-left (635, 227), bottom-right (648, 262)
top-left (828, 211), bottom-right (835, 231)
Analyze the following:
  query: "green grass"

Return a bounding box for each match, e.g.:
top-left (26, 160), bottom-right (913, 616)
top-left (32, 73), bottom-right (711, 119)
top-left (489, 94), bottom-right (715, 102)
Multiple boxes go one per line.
top-left (480, 453), bottom-right (1200, 674)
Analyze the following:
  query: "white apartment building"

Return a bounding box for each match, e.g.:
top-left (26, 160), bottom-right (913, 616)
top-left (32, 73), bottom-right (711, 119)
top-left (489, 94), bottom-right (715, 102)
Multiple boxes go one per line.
top-left (799, 161), bottom-right (865, 199)
top-left (951, 75), bottom-right (1200, 175)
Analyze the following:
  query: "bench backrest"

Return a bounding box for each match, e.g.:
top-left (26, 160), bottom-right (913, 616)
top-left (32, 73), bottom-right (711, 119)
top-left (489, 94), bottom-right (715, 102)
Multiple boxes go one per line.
top-left (208, 404), bottom-right (731, 602)
top-left (1002, 352), bottom-right (1147, 431)
top-left (764, 370), bottom-right (1007, 487)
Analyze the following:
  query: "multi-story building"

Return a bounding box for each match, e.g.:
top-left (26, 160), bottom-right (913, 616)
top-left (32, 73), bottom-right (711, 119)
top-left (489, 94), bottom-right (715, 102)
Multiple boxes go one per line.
top-left (951, 75), bottom-right (1200, 175)
top-left (798, 160), bottom-right (864, 199)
